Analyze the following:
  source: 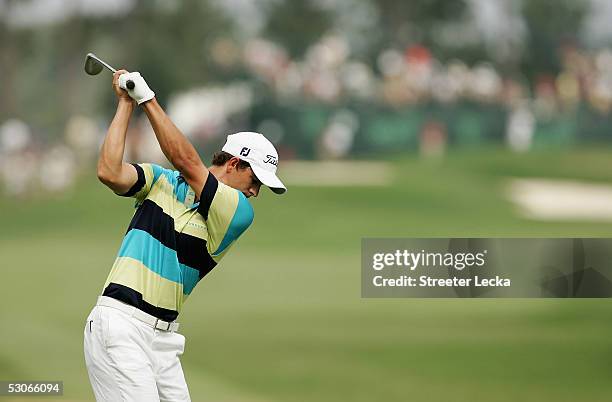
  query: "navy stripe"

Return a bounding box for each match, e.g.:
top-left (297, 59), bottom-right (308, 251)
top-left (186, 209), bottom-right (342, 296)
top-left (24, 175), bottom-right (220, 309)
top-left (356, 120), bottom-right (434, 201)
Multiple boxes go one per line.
top-left (127, 199), bottom-right (217, 278)
top-left (198, 173), bottom-right (218, 220)
top-left (102, 283), bottom-right (178, 321)
top-left (127, 199), bottom-right (176, 248)
top-left (120, 163), bottom-right (146, 197)
top-left (176, 232), bottom-right (217, 279)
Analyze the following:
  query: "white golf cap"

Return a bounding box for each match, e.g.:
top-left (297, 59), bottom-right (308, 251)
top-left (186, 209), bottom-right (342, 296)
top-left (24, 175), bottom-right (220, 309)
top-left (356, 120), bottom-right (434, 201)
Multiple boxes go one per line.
top-left (222, 131), bottom-right (286, 194)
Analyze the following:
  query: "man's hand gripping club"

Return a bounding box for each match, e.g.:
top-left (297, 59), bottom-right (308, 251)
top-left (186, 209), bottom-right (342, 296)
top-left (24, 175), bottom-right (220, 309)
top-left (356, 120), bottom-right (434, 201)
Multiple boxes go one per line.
top-left (118, 71), bottom-right (155, 105)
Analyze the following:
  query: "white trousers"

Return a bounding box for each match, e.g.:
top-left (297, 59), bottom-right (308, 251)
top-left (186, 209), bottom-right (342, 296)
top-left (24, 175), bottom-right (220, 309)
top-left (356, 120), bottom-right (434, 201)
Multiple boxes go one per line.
top-left (83, 302), bottom-right (191, 402)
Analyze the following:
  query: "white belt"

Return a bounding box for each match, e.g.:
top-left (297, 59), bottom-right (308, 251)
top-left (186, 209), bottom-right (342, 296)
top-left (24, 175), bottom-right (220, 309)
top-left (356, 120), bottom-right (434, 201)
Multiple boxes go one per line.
top-left (97, 296), bottom-right (180, 332)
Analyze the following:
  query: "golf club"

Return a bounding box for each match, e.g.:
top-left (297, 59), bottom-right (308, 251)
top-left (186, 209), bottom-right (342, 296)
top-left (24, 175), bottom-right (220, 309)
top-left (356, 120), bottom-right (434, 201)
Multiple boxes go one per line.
top-left (84, 52), bottom-right (135, 89)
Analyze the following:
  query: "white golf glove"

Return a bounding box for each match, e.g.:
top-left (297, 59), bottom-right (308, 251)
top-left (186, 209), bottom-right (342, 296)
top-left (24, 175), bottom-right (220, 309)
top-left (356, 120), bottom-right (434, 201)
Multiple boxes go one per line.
top-left (118, 72), bottom-right (155, 105)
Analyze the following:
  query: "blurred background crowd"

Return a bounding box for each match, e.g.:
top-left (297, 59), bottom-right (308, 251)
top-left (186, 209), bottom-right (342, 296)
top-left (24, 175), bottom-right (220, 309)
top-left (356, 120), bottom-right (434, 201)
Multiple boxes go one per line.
top-left (2, 0), bottom-right (612, 195)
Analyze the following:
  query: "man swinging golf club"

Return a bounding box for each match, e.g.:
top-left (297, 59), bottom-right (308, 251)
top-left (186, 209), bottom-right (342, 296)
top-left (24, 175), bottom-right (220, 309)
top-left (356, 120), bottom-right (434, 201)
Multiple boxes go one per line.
top-left (83, 68), bottom-right (286, 401)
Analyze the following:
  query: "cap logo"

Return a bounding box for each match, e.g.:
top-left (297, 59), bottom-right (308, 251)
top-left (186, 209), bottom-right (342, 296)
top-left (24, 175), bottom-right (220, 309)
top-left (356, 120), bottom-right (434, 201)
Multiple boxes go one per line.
top-left (264, 155), bottom-right (278, 166)
top-left (240, 147), bottom-right (251, 157)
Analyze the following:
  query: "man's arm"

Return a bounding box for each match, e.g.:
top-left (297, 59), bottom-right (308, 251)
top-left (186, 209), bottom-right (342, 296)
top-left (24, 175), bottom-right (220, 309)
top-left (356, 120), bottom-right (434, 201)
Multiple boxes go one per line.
top-left (141, 98), bottom-right (209, 196)
top-left (96, 70), bottom-right (139, 194)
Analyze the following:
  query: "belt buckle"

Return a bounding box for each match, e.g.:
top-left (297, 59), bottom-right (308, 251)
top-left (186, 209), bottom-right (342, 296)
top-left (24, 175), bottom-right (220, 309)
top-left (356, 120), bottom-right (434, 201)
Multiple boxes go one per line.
top-left (154, 318), bottom-right (171, 331)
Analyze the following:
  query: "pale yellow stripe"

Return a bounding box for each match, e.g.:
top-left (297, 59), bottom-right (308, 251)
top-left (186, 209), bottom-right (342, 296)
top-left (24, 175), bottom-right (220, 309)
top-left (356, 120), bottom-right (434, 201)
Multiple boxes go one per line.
top-left (211, 243), bottom-right (233, 263)
top-left (179, 212), bottom-right (209, 240)
top-left (134, 163), bottom-right (155, 201)
top-left (103, 256), bottom-right (184, 312)
top-left (145, 174), bottom-right (185, 217)
top-left (206, 182), bottom-right (239, 254)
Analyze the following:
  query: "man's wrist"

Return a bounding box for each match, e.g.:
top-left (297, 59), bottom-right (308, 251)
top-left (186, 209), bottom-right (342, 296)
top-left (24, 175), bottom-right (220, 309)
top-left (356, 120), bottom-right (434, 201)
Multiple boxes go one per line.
top-left (140, 97), bottom-right (158, 111)
top-left (139, 96), bottom-right (156, 106)
top-left (117, 99), bottom-right (135, 112)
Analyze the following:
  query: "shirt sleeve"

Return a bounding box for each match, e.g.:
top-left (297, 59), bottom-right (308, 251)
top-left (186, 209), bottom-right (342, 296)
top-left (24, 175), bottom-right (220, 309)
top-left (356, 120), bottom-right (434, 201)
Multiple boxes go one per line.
top-left (119, 163), bottom-right (165, 203)
top-left (197, 173), bottom-right (254, 258)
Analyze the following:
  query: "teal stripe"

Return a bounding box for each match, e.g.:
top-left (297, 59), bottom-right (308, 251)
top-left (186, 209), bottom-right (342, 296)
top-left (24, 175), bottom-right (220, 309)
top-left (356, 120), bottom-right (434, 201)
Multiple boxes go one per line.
top-left (154, 167), bottom-right (187, 204)
top-left (174, 176), bottom-right (188, 204)
top-left (212, 192), bottom-right (254, 256)
top-left (150, 164), bottom-right (164, 184)
top-left (180, 265), bottom-right (199, 295)
top-left (150, 164), bottom-right (179, 190)
top-left (118, 229), bottom-right (181, 282)
top-left (118, 229), bottom-right (200, 295)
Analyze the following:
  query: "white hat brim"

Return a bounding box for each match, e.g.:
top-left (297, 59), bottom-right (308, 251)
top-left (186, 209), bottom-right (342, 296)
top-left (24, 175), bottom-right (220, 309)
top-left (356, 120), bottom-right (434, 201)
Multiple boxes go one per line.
top-left (251, 164), bottom-right (286, 194)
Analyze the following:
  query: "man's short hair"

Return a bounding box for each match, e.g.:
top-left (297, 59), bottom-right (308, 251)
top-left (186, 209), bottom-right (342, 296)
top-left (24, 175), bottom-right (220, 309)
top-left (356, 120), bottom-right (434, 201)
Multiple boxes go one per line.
top-left (211, 151), bottom-right (251, 169)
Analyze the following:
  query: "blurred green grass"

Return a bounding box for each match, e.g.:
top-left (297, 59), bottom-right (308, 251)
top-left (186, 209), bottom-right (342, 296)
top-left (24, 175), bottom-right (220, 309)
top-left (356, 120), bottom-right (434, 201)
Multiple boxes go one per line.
top-left (1, 148), bottom-right (612, 401)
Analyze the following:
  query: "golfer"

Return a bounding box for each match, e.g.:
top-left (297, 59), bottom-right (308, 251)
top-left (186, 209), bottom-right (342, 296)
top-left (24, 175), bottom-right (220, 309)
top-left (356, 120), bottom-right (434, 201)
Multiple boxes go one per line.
top-left (84, 69), bottom-right (286, 401)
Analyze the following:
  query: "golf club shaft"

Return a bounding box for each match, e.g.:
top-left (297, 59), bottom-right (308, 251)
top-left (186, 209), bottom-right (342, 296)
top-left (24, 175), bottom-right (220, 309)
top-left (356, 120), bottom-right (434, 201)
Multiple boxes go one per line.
top-left (87, 53), bottom-right (134, 89)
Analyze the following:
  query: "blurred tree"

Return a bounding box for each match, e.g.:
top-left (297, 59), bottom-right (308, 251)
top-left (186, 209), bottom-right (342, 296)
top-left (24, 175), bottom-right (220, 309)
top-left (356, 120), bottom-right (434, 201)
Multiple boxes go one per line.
top-left (260, 0), bottom-right (483, 64)
top-left (263, 0), bottom-right (332, 57)
top-left (0, 0), bottom-right (237, 138)
top-left (371, 0), bottom-right (470, 54)
top-left (0, 13), bottom-right (13, 120)
top-left (521, 0), bottom-right (589, 78)
top-left (117, 0), bottom-right (234, 106)
top-left (0, 0), bottom-right (21, 121)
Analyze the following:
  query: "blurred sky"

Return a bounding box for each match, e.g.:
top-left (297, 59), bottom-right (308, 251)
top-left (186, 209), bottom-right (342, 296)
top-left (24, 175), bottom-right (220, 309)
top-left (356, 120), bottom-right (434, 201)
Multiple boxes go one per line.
top-left (0, 0), bottom-right (135, 27)
top-left (584, 0), bottom-right (612, 44)
top-left (3, 0), bottom-right (612, 47)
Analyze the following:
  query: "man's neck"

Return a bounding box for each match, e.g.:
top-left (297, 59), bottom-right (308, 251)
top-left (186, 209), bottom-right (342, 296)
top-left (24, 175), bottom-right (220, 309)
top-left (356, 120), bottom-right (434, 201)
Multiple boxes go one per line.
top-left (194, 166), bottom-right (225, 203)
top-left (208, 165), bottom-right (222, 177)
top-left (208, 165), bottom-right (228, 186)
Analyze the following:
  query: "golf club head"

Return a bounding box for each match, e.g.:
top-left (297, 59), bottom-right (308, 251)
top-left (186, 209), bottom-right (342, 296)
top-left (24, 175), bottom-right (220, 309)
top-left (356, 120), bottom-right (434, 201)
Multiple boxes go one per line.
top-left (84, 52), bottom-right (134, 90)
top-left (84, 53), bottom-right (104, 75)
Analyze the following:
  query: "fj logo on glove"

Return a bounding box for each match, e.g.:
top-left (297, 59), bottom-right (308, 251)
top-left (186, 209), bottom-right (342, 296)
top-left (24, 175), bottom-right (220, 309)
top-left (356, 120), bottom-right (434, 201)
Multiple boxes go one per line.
top-left (264, 155), bottom-right (278, 166)
top-left (240, 147), bottom-right (251, 157)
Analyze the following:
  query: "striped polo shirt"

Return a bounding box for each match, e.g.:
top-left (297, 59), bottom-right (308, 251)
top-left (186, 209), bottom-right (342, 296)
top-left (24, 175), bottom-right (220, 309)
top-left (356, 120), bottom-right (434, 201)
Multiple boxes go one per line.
top-left (102, 163), bottom-right (254, 321)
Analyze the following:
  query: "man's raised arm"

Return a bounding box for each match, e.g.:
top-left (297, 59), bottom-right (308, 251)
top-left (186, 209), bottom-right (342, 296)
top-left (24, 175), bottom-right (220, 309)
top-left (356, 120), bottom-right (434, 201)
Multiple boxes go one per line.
top-left (97, 70), bottom-right (139, 195)
top-left (140, 98), bottom-right (209, 196)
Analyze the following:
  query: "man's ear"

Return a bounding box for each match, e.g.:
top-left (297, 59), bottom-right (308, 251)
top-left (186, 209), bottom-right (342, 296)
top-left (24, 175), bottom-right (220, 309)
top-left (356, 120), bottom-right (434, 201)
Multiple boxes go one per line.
top-left (226, 157), bottom-right (239, 172)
